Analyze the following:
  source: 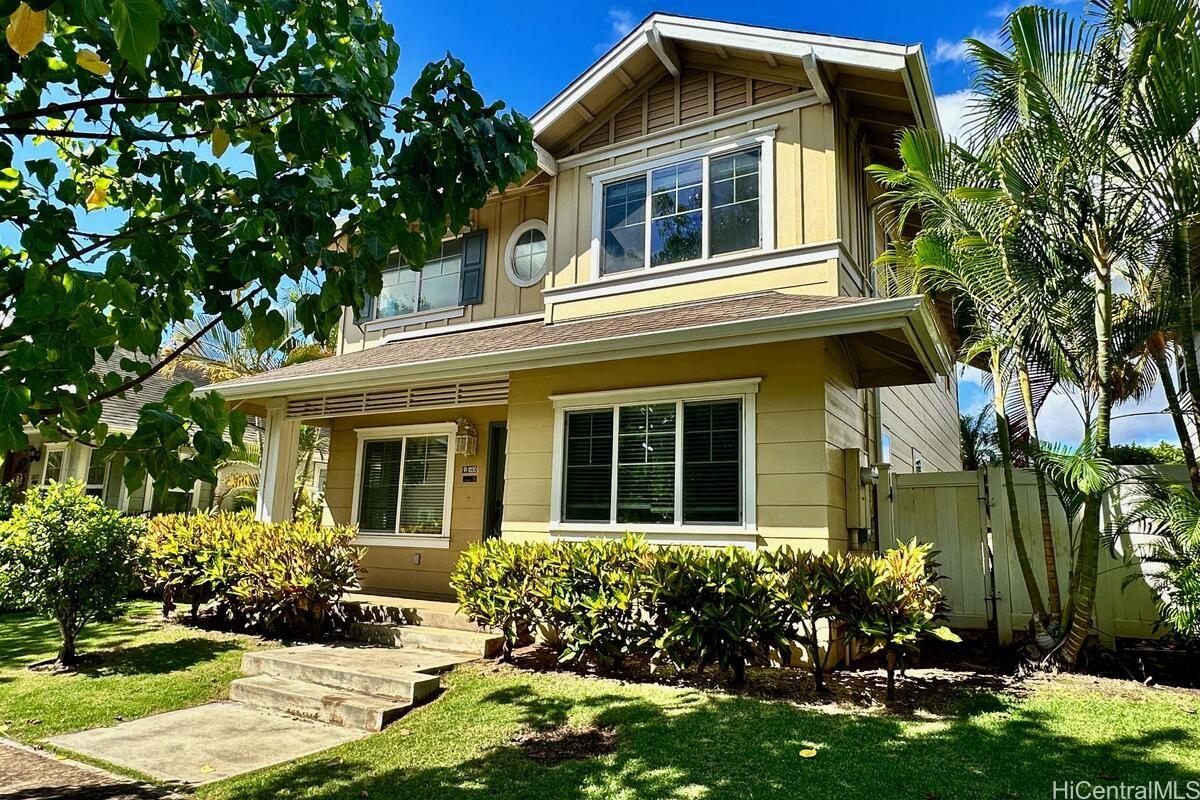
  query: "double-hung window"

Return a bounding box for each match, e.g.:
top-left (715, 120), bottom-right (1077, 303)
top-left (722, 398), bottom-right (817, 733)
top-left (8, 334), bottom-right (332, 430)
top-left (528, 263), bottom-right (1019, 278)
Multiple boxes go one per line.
top-left (352, 424), bottom-right (455, 543)
top-left (553, 380), bottom-right (758, 534)
top-left (599, 135), bottom-right (769, 276)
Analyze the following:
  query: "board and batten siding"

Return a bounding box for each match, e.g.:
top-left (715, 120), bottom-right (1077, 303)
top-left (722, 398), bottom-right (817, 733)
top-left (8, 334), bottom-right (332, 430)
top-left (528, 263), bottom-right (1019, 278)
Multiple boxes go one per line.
top-left (546, 99), bottom-right (843, 321)
top-left (321, 404), bottom-right (507, 599)
top-left (337, 188), bottom-right (549, 354)
top-left (500, 339), bottom-right (850, 554)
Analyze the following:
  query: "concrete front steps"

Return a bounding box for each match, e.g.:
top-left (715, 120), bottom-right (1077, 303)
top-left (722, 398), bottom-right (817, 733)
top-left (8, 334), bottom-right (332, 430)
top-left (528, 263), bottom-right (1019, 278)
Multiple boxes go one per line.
top-left (343, 594), bottom-right (505, 659)
top-left (229, 597), bottom-right (503, 733)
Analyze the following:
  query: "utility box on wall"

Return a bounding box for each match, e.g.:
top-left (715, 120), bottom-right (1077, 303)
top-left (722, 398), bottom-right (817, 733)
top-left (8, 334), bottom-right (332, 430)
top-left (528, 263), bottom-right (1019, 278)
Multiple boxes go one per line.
top-left (843, 447), bottom-right (877, 549)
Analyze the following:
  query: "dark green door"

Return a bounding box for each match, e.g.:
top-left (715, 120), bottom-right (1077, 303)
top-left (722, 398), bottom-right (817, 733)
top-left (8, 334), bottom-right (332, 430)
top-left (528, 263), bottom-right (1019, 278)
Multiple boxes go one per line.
top-left (483, 422), bottom-right (507, 540)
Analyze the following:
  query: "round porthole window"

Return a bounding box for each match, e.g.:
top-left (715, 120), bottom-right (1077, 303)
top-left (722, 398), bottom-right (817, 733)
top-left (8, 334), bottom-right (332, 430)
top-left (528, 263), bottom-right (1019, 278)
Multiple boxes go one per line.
top-left (505, 220), bottom-right (549, 287)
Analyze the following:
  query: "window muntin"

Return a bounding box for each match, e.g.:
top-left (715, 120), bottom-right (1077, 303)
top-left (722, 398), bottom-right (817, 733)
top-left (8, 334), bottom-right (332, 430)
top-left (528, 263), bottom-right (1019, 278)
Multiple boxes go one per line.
top-left (602, 176), bottom-right (647, 274)
top-left (356, 433), bottom-right (451, 536)
top-left (34, 446), bottom-right (64, 485)
top-left (561, 398), bottom-right (744, 527)
top-left (600, 146), bottom-right (762, 275)
top-left (510, 228), bottom-right (548, 285)
top-left (649, 159), bottom-right (703, 267)
top-left (85, 451), bottom-right (108, 498)
top-left (373, 239), bottom-right (464, 320)
top-left (709, 149), bottom-right (761, 256)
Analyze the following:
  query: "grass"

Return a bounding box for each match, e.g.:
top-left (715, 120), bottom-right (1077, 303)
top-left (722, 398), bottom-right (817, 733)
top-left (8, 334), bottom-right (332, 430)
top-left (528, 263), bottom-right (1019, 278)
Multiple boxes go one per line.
top-left (199, 664), bottom-right (1200, 800)
top-left (0, 600), bottom-right (268, 743)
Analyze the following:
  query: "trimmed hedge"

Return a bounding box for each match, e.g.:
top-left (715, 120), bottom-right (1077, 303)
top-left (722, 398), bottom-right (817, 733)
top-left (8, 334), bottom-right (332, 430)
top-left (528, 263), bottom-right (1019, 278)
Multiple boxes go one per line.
top-left (141, 511), bottom-right (362, 636)
top-left (451, 536), bottom-right (957, 693)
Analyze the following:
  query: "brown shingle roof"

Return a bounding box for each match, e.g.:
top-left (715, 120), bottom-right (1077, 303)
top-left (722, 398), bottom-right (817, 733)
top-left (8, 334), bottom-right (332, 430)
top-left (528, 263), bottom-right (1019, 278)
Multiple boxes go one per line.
top-left (212, 291), bottom-right (863, 393)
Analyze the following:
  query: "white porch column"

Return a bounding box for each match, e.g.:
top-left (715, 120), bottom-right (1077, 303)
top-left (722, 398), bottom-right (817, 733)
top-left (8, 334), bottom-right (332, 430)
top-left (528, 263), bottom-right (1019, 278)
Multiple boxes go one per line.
top-left (64, 442), bottom-right (92, 482)
top-left (255, 399), bottom-right (301, 523)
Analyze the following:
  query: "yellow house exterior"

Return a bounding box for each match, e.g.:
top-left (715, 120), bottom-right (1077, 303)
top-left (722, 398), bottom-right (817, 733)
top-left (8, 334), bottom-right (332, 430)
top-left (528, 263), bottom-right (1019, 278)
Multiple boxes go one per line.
top-left (212, 15), bottom-right (960, 599)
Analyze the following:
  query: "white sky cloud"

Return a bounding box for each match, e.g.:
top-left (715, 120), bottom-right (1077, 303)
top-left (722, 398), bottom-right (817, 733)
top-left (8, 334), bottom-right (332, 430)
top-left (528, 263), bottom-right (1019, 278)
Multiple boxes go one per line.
top-left (933, 30), bottom-right (1003, 64)
top-left (594, 8), bottom-right (637, 55)
top-left (935, 89), bottom-right (977, 142)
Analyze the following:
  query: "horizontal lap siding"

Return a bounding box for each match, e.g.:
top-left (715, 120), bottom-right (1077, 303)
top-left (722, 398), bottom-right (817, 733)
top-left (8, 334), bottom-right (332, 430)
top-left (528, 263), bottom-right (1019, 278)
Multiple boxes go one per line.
top-left (501, 339), bottom-right (840, 553)
top-left (323, 404), bottom-right (507, 598)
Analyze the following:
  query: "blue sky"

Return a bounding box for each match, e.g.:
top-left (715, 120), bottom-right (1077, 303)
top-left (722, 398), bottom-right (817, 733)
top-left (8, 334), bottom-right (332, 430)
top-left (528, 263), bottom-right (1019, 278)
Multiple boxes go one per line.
top-left (381, 0), bottom-right (1176, 448)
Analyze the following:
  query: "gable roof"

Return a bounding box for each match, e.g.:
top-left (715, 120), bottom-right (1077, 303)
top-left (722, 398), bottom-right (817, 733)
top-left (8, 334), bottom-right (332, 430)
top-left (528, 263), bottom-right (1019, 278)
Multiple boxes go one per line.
top-left (531, 13), bottom-right (939, 160)
top-left (94, 348), bottom-right (212, 433)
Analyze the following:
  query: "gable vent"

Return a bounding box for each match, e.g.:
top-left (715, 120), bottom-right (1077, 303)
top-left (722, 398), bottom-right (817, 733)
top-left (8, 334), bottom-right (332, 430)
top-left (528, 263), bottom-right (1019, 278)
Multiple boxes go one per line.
top-left (286, 379), bottom-right (509, 420)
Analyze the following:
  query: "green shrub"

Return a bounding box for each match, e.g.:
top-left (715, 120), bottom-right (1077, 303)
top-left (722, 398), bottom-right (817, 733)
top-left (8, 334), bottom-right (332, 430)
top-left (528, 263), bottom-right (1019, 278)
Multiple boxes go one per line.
top-left (142, 511), bottom-right (361, 635)
top-left (766, 547), bottom-right (853, 692)
top-left (452, 537), bottom-right (957, 690)
top-left (0, 481), bottom-right (20, 522)
top-left (838, 540), bottom-right (959, 700)
top-left (537, 536), bottom-right (651, 669)
top-left (0, 481), bottom-right (143, 665)
top-left (450, 538), bottom-right (546, 659)
top-left (643, 546), bottom-right (789, 685)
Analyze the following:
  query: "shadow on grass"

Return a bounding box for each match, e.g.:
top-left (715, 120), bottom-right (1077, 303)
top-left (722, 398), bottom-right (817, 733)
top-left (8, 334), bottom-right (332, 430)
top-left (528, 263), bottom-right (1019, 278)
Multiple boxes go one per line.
top-left (214, 679), bottom-right (1200, 800)
top-left (70, 638), bottom-right (243, 678)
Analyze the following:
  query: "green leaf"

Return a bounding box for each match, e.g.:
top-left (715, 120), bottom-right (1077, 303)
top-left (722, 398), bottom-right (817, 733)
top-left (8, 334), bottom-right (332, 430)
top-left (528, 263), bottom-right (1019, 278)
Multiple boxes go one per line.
top-left (111, 0), bottom-right (163, 70)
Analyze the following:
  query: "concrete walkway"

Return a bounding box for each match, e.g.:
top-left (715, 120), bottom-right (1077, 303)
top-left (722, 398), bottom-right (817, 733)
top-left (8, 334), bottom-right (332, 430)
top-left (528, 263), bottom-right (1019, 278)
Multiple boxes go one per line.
top-left (47, 702), bottom-right (365, 786)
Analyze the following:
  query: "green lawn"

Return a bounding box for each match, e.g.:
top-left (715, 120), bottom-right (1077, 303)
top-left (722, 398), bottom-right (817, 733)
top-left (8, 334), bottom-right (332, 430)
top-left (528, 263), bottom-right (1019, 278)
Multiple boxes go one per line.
top-left (0, 601), bottom-right (267, 742)
top-left (201, 664), bottom-right (1200, 800)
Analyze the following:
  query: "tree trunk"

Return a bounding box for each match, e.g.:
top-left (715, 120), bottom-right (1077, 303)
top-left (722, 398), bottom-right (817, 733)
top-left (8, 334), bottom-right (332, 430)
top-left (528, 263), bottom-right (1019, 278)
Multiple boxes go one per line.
top-left (56, 618), bottom-right (77, 666)
top-left (731, 657), bottom-right (747, 687)
top-left (1062, 254), bottom-right (1114, 665)
top-left (1018, 359), bottom-right (1062, 625)
top-left (1152, 349), bottom-right (1200, 496)
top-left (993, 350), bottom-right (1054, 649)
top-left (884, 649), bottom-right (897, 703)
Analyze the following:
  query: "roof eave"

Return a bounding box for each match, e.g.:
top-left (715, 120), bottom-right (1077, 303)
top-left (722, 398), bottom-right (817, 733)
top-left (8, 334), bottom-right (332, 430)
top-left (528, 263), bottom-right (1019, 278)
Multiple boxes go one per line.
top-left (206, 295), bottom-right (946, 403)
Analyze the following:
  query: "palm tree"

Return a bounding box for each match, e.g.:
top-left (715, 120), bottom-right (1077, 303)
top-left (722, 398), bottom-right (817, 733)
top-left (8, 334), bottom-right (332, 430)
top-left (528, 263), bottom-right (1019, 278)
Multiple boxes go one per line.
top-left (168, 303), bottom-right (333, 512)
top-left (960, 403), bottom-right (999, 470)
top-left (875, 2), bottom-right (1200, 663)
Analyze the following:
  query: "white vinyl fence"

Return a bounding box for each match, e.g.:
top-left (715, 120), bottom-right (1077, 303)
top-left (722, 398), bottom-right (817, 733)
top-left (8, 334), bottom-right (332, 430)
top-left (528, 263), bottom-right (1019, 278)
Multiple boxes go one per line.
top-left (877, 465), bottom-right (1185, 645)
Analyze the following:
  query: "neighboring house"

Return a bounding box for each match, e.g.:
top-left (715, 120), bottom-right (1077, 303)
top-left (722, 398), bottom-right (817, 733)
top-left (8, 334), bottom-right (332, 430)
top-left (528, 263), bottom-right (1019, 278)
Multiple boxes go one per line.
top-left (210, 15), bottom-right (960, 599)
top-left (0, 348), bottom-right (328, 513)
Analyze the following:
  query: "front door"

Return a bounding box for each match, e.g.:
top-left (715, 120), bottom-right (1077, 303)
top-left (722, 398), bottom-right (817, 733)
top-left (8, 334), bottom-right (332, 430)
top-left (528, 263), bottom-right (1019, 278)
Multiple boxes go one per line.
top-left (482, 423), bottom-right (507, 540)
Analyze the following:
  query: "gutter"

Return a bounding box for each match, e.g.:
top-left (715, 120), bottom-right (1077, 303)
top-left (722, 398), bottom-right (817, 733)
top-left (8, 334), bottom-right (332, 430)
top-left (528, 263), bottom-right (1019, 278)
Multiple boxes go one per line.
top-left (207, 294), bottom-right (945, 401)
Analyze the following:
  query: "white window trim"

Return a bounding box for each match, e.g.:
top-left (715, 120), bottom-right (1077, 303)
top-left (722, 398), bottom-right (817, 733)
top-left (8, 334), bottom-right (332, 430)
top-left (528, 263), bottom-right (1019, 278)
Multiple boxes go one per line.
top-left (35, 442), bottom-right (68, 485)
top-left (84, 450), bottom-right (110, 499)
top-left (503, 219), bottom-right (550, 288)
top-left (364, 305), bottom-right (465, 333)
top-left (589, 128), bottom-right (777, 282)
top-left (350, 422), bottom-right (457, 548)
top-left (549, 379), bottom-right (759, 540)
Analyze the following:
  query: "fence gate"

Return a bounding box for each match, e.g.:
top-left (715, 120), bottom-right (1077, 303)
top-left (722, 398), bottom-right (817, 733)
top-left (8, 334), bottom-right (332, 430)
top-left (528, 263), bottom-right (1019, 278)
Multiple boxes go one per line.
top-left (878, 465), bottom-right (1175, 644)
top-left (878, 468), bottom-right (993, 633)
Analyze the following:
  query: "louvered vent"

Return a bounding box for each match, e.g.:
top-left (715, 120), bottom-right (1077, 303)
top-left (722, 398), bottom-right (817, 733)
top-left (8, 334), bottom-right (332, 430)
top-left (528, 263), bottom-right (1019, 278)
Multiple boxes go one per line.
top-left (286, 379), bottom-right (509, 420)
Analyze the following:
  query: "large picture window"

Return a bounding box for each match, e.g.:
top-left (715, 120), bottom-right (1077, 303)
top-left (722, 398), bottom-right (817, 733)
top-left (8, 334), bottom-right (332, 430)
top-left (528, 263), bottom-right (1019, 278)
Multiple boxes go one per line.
top-left (600, 144), bottom-right (763, 276)
top-left (352, 425), bottom-right (454, 540)
top-left (555, 382), bottom-right (757, 532)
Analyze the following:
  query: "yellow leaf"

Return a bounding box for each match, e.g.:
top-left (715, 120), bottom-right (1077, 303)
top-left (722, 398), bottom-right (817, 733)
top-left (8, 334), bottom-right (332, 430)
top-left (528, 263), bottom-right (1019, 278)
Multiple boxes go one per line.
top-left (799, 748), bottom-right (818, 759)
top-left (85, 179), bottom-right (111, 211)
top-left (76, 49), bottom-right (111, 76)
top-left (6, 3), bottom-right (47, 58)
top-left (212, 127), bottom-right (230, 158)
top-left (199, 764), bottom-right (215, 774)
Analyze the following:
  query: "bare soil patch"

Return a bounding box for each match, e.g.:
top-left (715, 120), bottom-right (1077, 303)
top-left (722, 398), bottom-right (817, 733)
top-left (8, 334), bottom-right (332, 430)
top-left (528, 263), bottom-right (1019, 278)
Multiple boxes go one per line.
top-left (511, 724), bottom-right (617, 764)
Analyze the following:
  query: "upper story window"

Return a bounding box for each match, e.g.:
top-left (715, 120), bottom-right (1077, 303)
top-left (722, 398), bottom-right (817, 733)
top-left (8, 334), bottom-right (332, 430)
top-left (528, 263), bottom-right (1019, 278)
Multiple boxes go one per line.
top-left (362, 230), bottom-right (488, 324)
top-left (600, 144), bottom-right (763, 276)
top-left (374, 239), bottom-right (463, 320)
top-left (505, 220), bottom-right (550, 287)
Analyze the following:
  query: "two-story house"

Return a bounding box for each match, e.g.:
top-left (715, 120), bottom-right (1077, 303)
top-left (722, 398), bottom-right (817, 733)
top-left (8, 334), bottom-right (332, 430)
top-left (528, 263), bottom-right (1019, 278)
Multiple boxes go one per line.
top-left (210, 15), bottom-right (959, 599)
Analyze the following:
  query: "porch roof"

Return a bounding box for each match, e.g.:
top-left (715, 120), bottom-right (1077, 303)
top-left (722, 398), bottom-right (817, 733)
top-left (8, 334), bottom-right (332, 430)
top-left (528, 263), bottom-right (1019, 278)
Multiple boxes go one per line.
top-left (208, 291), bottom-right (953, 405)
